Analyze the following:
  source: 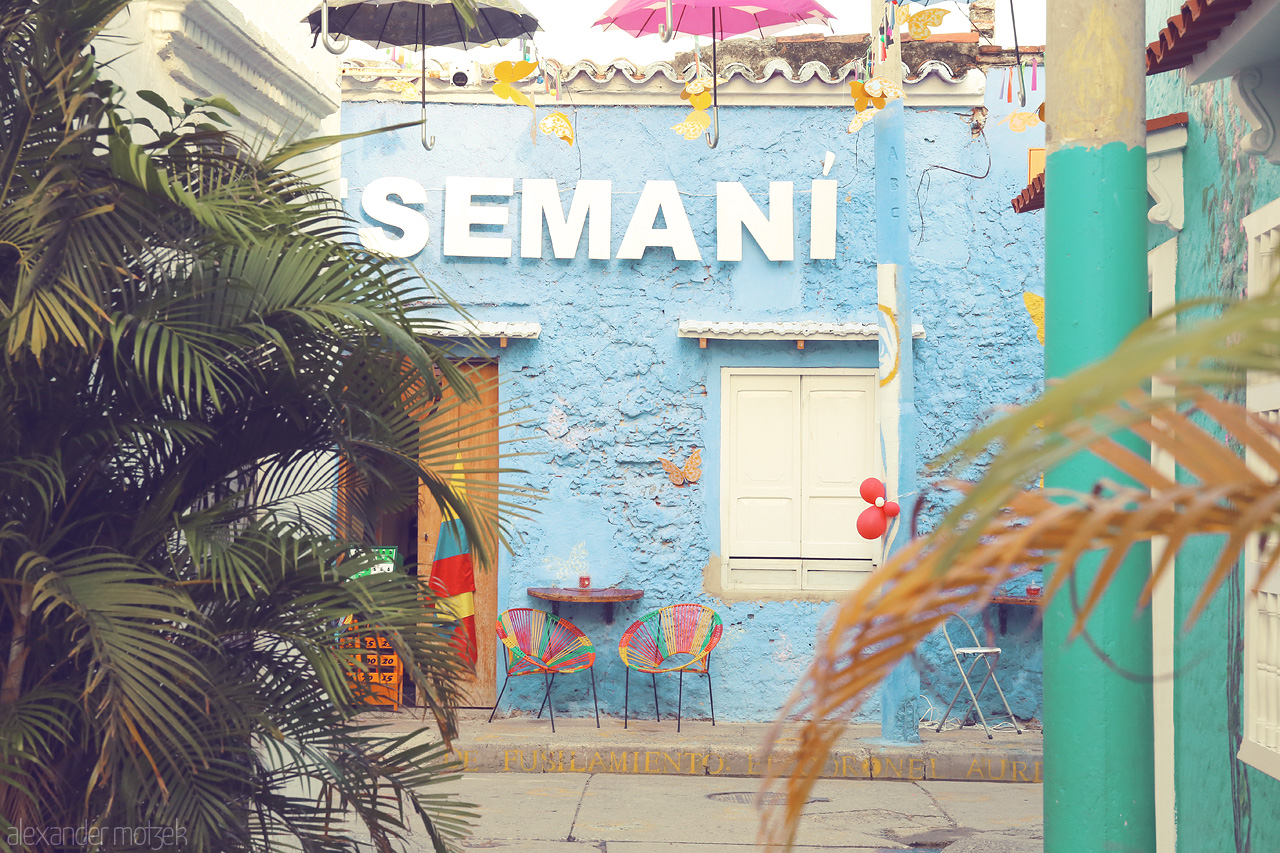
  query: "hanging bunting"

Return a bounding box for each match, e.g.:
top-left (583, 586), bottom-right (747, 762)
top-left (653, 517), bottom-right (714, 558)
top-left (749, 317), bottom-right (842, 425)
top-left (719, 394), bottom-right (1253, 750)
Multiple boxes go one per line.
top-left (1031, 57), bottom-right (1038, 91)
top-left (673, 78), bottom-right (715, 140)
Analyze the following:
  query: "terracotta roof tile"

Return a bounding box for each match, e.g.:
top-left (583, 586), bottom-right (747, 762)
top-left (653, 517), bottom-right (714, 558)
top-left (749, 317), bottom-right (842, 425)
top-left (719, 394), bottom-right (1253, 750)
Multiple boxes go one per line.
top-left (1147, 0), bottom-right (1252, 75)
top-left (1012, 172), bottom-right (1045, 214)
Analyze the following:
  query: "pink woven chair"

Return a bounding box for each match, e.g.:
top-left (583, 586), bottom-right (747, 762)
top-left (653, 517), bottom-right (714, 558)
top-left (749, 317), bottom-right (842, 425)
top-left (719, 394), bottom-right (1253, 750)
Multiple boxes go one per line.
top-left (489, 608), bottom-right (598, 732)
top-left (618, 603), bottom-right (723, 731)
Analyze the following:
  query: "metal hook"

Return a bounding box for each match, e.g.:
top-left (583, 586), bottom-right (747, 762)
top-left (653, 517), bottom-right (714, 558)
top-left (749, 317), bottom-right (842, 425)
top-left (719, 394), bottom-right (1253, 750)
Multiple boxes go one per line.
top-left (421, 120), bottom-right (435, 150)
top-left (320, 0), bottom-right (349, 55)
top-left (705, 103), bottom-right (719, 149)
top-left (657, 0), bottom-right (676, 42)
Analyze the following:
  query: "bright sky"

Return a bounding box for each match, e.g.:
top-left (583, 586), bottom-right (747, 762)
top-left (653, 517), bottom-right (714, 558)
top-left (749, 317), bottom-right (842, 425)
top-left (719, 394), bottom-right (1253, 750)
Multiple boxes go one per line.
top-left (349, 1), bottom-right (1046, 69)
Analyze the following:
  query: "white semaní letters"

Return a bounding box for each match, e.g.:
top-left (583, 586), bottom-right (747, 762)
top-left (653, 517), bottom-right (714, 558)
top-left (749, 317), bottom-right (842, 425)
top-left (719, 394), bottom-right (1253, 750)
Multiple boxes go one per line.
top-left (443, 176), bottom-right (514, 258)
top-left (809, 179), bottom-right (837, 260)
top-left (357, 177), bottom-right (429, 258)
top-left (616, 181), bottom-right (702, 261)
top-left (716, 181), bottom-right (794, 262)
top-left (521, 179), bottom-right (612, 260)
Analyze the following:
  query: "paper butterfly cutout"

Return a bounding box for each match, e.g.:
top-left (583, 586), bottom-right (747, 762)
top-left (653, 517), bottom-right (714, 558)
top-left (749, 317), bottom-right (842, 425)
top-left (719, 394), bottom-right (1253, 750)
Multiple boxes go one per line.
top-left (999, 111), bottom-right (1042, 132)
top-left (1023, 292), bottom-right (1045, 345)
top-left (901, 5), bottom-right (949, 39)
top-left (856, 478), bottom-right (900, 540)
top-left (492, 60), bottom-right (537, 110)
top-left (539, 111), bottom-right (574, 145)
top-left (1037, 102), bottom-right (1046, 122)
top-left (847, 106), bottom-right (878, 134)
top-left (850, 77), bottom-right (903, 113)
top-left (543, 542), bottom-right (589, 586)
top-left (660, 448), bottom-right (702, 486)
top-left (673, 79), bottom-right (717, 140)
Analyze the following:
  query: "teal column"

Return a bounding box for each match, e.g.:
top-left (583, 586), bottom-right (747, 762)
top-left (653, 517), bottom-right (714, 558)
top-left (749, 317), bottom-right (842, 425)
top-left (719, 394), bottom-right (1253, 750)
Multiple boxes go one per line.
top-left (1043, 1), bottom-right (1154, 848)
top-left (873, 0), bottom-right (919, 744)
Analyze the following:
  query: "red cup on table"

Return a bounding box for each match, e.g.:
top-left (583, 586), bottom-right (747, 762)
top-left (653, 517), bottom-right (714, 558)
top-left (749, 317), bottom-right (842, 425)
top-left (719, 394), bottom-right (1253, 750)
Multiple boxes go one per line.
top-left (578, 575), bottom-right (591, 589)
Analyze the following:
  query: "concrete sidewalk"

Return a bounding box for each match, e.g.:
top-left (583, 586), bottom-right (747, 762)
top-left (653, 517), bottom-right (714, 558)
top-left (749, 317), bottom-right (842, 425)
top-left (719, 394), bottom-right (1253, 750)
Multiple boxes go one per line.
top-left (363, 710), bottom-right (1042, 784)
top-left (408, 772), bottom-right (1043, 852)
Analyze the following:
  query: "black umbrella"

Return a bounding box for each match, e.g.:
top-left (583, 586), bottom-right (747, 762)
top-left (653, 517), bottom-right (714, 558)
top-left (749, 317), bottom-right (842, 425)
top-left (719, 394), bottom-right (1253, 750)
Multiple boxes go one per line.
top-left (306, 0), bottom-right (541, 149)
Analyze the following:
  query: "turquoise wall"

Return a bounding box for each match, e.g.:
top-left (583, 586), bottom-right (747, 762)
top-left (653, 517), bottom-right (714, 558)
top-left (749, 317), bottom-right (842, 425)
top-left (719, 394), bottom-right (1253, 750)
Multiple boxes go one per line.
top-left (340, 70), bottom-right (1046, 724)
top-left (1147, 0), bottom-right (1280, 846)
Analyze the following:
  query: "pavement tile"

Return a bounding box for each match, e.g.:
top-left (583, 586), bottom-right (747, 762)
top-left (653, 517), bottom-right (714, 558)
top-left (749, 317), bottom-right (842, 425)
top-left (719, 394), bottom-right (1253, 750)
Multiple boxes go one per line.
top-left (917, 781), bottom-right (1042, 834)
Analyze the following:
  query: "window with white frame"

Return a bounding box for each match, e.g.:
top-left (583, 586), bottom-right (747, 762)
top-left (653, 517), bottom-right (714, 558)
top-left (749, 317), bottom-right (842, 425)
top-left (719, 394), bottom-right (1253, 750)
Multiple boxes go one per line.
top-left (1239, 197), bottom-right (1280, 780)
top-left (720, 368), bottom-right (878, 592)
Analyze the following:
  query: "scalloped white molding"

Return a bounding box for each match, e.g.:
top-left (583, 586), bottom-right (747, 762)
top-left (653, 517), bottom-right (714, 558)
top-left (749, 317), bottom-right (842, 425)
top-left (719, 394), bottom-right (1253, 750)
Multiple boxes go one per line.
top-left (342, 60), bottom-right (985, 108)
top-left (148, 0), bottom-right (339, 137)
top-left (417, 320), bottom-right (542, 340)
top-left (1147, 121), bottom-right (1188, 231)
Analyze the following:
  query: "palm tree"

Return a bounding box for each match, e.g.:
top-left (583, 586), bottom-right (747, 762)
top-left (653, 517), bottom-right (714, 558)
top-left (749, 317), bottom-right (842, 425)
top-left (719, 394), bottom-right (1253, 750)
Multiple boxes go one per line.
top-left (757, 286), bottom-right (1280, 849)
top-left (0, 1), bottom-right (530, 850)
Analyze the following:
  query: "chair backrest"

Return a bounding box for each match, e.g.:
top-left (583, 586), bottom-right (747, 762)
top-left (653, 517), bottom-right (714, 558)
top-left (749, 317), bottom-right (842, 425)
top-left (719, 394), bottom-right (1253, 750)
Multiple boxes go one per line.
top-left (619, 604), bottom-right (722, 669)
top-left (496, 608), bottom-right (595, 674)
top-left (941, 613), bottom-right (992, 653)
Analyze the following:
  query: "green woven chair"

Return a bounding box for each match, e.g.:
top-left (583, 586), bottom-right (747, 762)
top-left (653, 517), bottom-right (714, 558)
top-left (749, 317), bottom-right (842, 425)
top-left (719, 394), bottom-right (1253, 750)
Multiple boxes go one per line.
top-left (618, 603), bottom-right (723, 731)
top-left (490, 608), bottom-right (599, 732)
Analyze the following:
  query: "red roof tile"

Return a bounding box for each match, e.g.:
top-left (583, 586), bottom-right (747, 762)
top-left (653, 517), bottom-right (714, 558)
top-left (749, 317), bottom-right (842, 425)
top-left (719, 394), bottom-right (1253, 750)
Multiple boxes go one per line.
top-left (1012, 172), bottom-right (1045, 214)
top-left (1147, 0), bottom-right (1252, 75)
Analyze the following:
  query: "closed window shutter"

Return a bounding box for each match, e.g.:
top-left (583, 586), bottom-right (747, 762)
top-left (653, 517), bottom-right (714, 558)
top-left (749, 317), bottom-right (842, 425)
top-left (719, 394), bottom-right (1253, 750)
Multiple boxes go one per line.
top-left (723, 370), bottom-right (877, 591)
top-left (1240, 378), bottom-right (1280, 779)
top-left (726, 373), bottom-right (802, 588)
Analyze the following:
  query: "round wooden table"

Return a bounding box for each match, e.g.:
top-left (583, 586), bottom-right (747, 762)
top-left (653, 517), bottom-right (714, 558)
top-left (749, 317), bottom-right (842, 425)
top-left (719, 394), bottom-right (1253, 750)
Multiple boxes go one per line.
top-left (526, 587), bottom-right (644, 624)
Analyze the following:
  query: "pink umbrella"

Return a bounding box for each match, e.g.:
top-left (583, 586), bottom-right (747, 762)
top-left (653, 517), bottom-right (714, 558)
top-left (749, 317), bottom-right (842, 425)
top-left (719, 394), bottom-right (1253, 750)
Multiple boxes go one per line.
top-left (594, 0), bottom-right (835, 147)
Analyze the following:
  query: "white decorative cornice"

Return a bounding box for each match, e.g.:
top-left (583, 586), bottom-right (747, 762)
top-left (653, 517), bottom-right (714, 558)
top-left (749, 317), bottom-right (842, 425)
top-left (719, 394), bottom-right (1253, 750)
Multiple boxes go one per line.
top-left (149, 0), bottom-right (339, 137)
top-left (677, 320), bottom-right (927, 341)
top-left (1147, 119), bottom-right (1188, 231)
top-left (418, 320), bottom-right (541, 340)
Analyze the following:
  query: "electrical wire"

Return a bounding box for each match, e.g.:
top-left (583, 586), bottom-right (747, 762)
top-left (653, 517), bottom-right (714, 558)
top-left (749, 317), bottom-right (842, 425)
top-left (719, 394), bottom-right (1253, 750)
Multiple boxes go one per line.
top-left (915, 123), bottom-right (991, 244)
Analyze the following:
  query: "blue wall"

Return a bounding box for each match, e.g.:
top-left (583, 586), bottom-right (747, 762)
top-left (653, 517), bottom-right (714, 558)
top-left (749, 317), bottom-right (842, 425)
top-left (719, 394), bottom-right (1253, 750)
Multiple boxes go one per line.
top-left (342, 70), bottom-right (1046, 723)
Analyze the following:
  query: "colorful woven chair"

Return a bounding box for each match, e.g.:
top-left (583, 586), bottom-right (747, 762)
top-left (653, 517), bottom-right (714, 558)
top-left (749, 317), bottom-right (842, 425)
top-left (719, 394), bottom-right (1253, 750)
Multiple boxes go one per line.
top-left (618, 603), bottom-right (723, 732)
top-left (489, 608), bottom-right (599, 732)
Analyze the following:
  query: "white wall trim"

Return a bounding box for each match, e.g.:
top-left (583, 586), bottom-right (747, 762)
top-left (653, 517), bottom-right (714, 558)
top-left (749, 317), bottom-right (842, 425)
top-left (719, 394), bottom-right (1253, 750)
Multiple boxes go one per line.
top-left (679, 319), bottom-right (926, 341)
top-left (1147, 124), bottom-right (1187, 231)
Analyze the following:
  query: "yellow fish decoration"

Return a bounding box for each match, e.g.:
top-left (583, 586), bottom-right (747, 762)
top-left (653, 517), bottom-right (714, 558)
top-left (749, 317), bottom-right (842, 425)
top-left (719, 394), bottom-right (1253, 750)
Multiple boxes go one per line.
top-left (538, 111), bottom-right (574, 145)
top-left (492, 60), bottom-right (537, 109)
top-left (673, 78), bottom-right (716, 141)
top-left (900, 5), bottom-right (949, 40)
top-left (998, 111), bottom-right (1042, 132)
top-left (1023, 292), bottom-right (1045, 345)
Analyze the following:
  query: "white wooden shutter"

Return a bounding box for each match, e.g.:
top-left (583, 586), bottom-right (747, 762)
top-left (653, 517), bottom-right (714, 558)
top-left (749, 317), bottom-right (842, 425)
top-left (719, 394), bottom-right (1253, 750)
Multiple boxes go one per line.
top-left (1240, 378), bottom-right (1280, 779)
top-left (725, 373), bottom-right (802, 588)
top-left (800, 374), bottom-right (877, 590)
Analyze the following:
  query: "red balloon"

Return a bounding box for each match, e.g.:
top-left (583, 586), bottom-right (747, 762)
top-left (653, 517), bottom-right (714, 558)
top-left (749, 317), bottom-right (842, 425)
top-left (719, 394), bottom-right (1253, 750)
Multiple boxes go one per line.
top-left (859, 477), bottom-right (885, 504)
top-left (884, 500), bottom-right (901, 518)
top-left (857, 507), bottom-right (887, 540)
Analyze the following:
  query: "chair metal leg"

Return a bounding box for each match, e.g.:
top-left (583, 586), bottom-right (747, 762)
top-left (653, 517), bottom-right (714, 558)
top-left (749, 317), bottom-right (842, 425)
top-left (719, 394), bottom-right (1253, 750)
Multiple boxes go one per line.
top-left (541, 671), bottom-right (557, 733)
top-left (489, 671), bottom-right (510, 723)
top-left (935, 680), bottom-right (968, 733)
top-left (958, 654), bottom-right (995, 738)
top-left (537, 671), bottom-right (550, 719)
top-left (624, 667), bottom-right (630, 729)
top-left (590, 665), bottom-right (600, 728)
top-left (707, 654), bottom-right (715, 726)
top-left (677, 670), bottom-right (684, 733)
top-left (651, 672), bottom-right (660, 722)
top-left (984, 653), bottom-right (1023, 734)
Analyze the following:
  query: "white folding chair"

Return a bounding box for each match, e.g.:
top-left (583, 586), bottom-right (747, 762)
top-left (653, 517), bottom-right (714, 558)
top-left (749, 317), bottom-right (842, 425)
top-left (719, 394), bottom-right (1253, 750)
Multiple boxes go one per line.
top-left (934, 613), bottom-right (1023, 739)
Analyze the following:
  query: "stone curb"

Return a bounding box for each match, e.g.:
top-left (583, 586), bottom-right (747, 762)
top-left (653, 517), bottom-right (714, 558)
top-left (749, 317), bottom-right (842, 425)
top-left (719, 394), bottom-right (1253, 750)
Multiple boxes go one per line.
top-left (363, 713), bottom-right (1043, 783)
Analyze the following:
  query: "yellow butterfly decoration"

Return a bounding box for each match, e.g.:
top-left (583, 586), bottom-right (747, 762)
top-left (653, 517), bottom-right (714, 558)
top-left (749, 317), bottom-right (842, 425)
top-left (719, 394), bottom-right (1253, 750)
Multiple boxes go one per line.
top-left (660, 448), bottom-right (702, 486)
top-left (1038, 101), bottom-right (1046, 122)
top-left (999, 111), bottom-right (1042, 132)
top-left (1023, 292), bottom-right (1045, 345)
top-left (673, 79), bottom-right (715, 140)
top-left (899, 4), bottom-right (949, 40)
top-left (492, 60), bottom-right (537, 109)
top-left (539, 111), bottom-right (574, 145)
top-left (847, 107), bottom-right (878, 134)
top-left (849, 76), bottom-right (904, 113)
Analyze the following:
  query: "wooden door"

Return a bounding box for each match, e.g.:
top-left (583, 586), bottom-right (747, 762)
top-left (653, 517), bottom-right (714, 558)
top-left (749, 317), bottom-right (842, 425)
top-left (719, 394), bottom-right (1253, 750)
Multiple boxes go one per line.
top-left (417, 361), bottom-right (500, 707)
